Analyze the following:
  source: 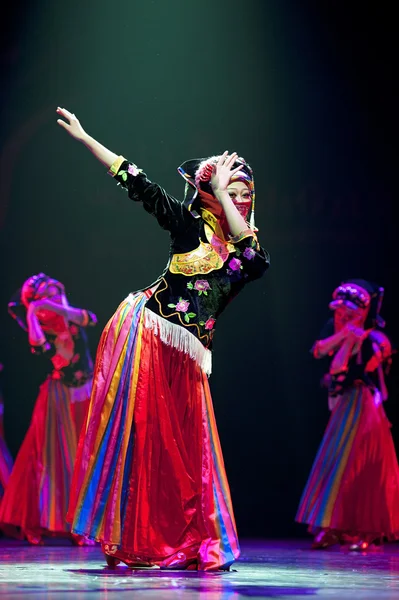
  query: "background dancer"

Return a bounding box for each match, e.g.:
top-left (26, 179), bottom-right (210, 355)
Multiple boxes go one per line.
top-left (0, 273), bottom-right (97, 545)
top-left (296, 279), bottom-right (399, 551)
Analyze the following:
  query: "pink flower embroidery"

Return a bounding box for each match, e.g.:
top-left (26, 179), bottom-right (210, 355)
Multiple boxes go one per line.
top-left (228, 258), bottom-right (242, 271)
top-left (168, 298), bottom-right (196, 322)
top-left (243, 247), bottom-right (256, 260)
top-left (127, 163), bottom-right (140, 177)
top-left (204, 318), bottom-right (216, 330)
top-left (74, 371), bottom-right (84, 381)
top-left (71, 353), bottom-right (80, 364)
top-left (69, 325), bottom-right (79, 336)
top-left (194, 280), bottom-right (211, 292)
top-left (175, 299), bottom-right (190, 313)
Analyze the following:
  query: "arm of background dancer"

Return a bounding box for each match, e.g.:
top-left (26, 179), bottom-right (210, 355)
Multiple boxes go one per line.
top-left (368, 342), bottom-right (389, 401)
top-left (26, 305), bottom-right (47, 347)
top-left (29, 300), bottom-right (97, 328)
top-left (365, 342), bottom-right (384, 373)
top-left (313, 330), bottom-right (347, 358)
top-left (64, 307), bottom-right (97, 327)
top-left (329, 337), bottom-right (357, 374)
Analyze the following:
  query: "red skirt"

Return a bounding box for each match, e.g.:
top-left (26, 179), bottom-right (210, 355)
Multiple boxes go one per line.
top-left (296, 383), bottom-right (399, 540)
top-left (0, 378), bottom-right (91, 538)
top-left (68, 293), bottom-right (239, 570)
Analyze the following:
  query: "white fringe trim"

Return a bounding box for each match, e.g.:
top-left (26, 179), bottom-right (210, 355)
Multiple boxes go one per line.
top-left (144, 308), bottom-right (212, 376)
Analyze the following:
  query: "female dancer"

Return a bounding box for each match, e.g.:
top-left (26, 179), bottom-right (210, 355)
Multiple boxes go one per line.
top-left (0, 273), bottom-right (97, 545)
top-left (296, 279), bottom-right (399, 551)
top-left (57, 106), bottom-right (270, 570)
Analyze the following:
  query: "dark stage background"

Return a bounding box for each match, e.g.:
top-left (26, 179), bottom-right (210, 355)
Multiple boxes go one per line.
top-left (0, 1), bottom-right (397, 538)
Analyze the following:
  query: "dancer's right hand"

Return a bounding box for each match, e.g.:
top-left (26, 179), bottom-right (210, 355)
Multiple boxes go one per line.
top-left (56, 107), bottom-right (87, 142)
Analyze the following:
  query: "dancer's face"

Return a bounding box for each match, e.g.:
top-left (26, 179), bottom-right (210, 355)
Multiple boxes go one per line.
top-left (34, 282), bottom-right (66, 331)
top-left (36, 282), bottom-right (63, 304)
top-left (227, 181), bottom-right (252, 219)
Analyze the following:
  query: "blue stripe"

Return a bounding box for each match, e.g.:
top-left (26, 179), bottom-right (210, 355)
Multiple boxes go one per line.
top-left (212, 483), bottom-right (235, 567)
top-left (297, 387), bottom-right (363, 525)
top-left (90, 315), bottom-right (139, 533)
top-left (74, 298), bottom-right (144, 534)
top-left (298, 391), bottom-right (356, 518)
top-left (206, 400), bottom-right (239, 553)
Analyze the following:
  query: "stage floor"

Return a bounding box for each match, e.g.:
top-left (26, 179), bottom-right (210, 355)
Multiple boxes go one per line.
top-left (1, 538), bottom-right (399, 599)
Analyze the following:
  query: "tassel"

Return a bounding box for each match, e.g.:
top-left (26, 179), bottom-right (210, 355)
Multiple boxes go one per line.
top-left (249, 194), bottom-right (256, 230)
top-left (144, 309), bottom-right (212, 375)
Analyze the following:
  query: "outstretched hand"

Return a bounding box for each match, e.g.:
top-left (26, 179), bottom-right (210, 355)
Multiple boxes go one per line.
top-left (56, 107), bottom-right (86, 141)
top-left (211, 151), bottom-right (244, 195)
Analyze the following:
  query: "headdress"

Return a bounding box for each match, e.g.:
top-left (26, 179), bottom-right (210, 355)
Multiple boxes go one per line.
top-left (177, 155), bottom-right (256, 229)
top-left (8, 273), bottom-right (65, 331)
top-left (329, 278), bottom-right (385, 328)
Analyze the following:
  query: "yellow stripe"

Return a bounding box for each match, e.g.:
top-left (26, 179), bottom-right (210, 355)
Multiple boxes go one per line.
top-left (108, 310), bottom-right (145, 541)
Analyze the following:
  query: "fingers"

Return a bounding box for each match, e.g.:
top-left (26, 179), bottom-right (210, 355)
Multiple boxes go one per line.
top-left (225, 152), bottom-right (238, 168)
top-left (56, 107), bottom-right (78, 122)
top-left (57, 119), bottom-right (70, 130)
top-left (217, 151), bottom-right (240, 169)
top-left (231, 165), bottom-right (245, 177)
top-left (217, 151), bottom-right (229, 166)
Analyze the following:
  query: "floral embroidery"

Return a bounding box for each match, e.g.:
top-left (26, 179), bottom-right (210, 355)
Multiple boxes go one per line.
top-left (194, 280), bottom-right (210, 292)
top-left (175, 299), bottom-right (189, 312)
top-left (199, 317), bottom-right (216, 330)
top-left (167, 298), bottom-right (196, 323)
top-left (187, 280), bottom-right (211, 296)
top-left (228, 258), bottom-right (242, 271)
top-left (71, 353), bottom-right (80, 364)
top-left (118, 170), bottom-right (128, 182)
top-left (243, 247), bottom-right (256, 260)
top-left (127, 163), bottom-right (142, 177)
top-left (117, 163), bottom-right (142, 182)
top-left (69, 325), bottom-right (79, 336)
top-left (204, 318), bottom-right (216, 330)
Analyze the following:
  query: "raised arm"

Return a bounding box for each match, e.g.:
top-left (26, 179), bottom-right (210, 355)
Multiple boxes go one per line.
top-left (57, 107), bottom-right (190, 234)
top-left (26, 304), bottom-right (48, 347)
top-left (29, 298), bottom-right (97, 328)
top-left (313, 329), bottom-right (348, 358)
top-left (211, 152), bottom-right (251, 237)
top-left (56, 107), bottom-right (118, 168)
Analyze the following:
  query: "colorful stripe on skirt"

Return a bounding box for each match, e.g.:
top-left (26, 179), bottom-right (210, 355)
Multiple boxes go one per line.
top-left (296, 384), bottom-right (399, 537)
